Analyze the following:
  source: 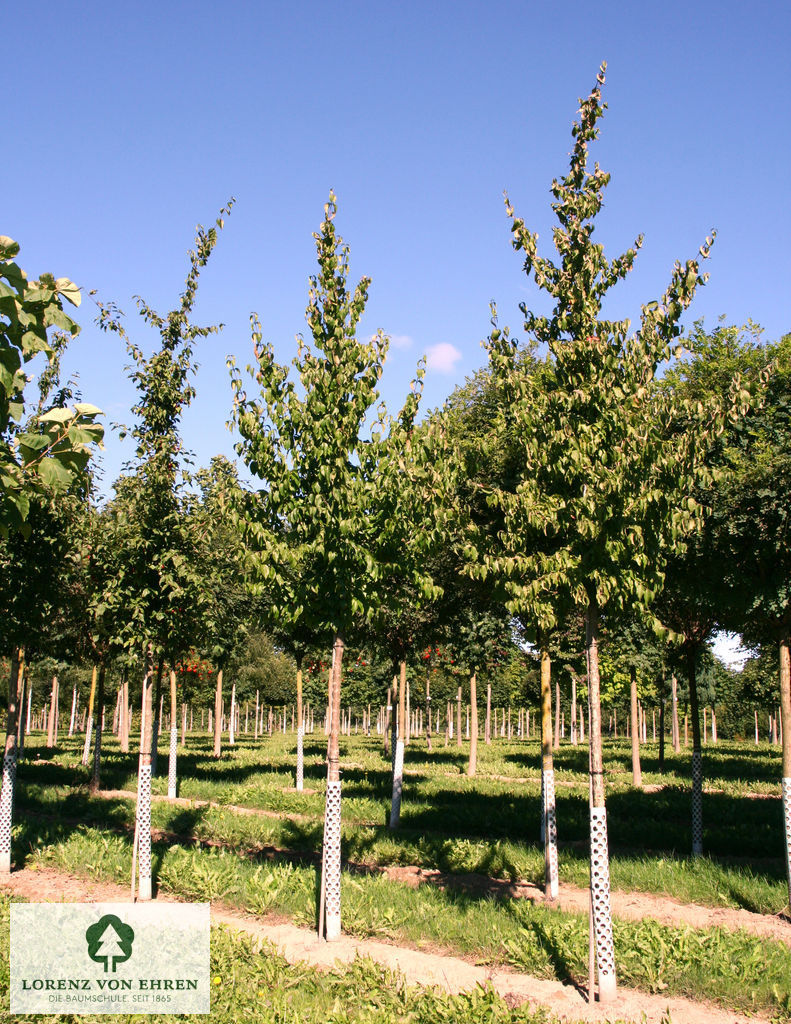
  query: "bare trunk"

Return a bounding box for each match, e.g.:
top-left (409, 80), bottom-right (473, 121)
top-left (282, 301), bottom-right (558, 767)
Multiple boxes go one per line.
top-left (47, 674), bottom-right (59, 749)
top-left (630, 666), bottom-right (642, 788)
top-left (383, 685), bottom-right (392, 759)
top-left (389, 660), bottom-right (406, 828)
top-left (585, 599), bottom-right (616, 1002)
top-left (467, 673), bottom-right (478, 776)
top-left (485, 683), bottom-right (491, 745)
top-left (571, 675), bottom-right (578, 745)
top-left (658, 675), bottom-right (666, 773)
top-left (120, 673), bottom-right (130, 753)
top-left (425, 672), bottom-right (432, 752)
top-left (90, 665), bottom-right (106, 792)
top-left (82, 667), bottom-right (97, 766)
top-left (150, 662), bottom-right (163, 775)
top-left (296, 659), bottom-right (304, 791)
top-left (213, 669), bottom-right (223, 758)
top-left (671, 674), bottom-right (680, 752)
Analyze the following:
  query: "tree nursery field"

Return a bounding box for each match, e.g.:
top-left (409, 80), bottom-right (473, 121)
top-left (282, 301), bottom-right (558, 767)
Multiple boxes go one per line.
top-left (2, 62), bottom-right (790, 1024)
top-left (3, 725), bottom-right (791, 1022)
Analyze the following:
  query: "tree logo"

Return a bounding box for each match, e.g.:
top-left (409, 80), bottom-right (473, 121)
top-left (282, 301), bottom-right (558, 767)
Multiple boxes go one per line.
top-left (85, 915), bottom-right (135, 973)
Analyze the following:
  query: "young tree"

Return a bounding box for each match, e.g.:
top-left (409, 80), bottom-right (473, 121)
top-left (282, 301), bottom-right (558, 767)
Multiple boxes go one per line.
top-left (97, 203), bottom-right (231, 899)
top-left (230, 193), bottom-right (439, 939)
top-left (481, 65), bottom-right (741, 1000)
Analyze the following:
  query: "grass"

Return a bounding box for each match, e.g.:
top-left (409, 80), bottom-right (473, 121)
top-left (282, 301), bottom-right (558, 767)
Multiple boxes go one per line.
top-left (0, 893), bottom-right (573, 1024)
top-left (16, 729), bottom-right (791, 915)
top-left (17, 820), bottom-right (791, 1017)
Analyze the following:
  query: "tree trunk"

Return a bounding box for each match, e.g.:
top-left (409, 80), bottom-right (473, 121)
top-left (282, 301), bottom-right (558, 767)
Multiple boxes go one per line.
top-left (671, 674), bottom-right (680, 752)
top-left (778, 635), bottom-right (791, 912)
top-left (296, 658), bottom-right (304, 791)
top-left (383, 685), bottom-right (392, 759)
top-left (167, 667), bottom-right (178, 799)
top-left (120, 672), bottom-right (130, 753)
top-left (150, 662), bottom-right (163, 775)
top-left (456, 685), bottom-right (462, 748)
top-left (135, 645), bottom-right (155, 901)
top-left (213, 669), bottom-right (223, 758)
top-left (390, 674), bottom-right (398, 770)
top-left (90, 665), bottom-right (106, 792)
top-left (554, 679), bottom-right (561, 750)
top-left (630, 666), bottom-right (642, 788)
top-left (390, 660), bottom-right (406, 828)
top-left (658, 675), bottom-right (666, 773)
top-left (485, 683), bottom-right (491, 745)
top-left (0, 648), bottom-right (24, 873)
top-left (229, 682), bottom-right (236, 745)
top-left (47, 674), bottom-right (58, 749)
top-left (82, 666), bottom-right (97, 766)
top-left (425, 671), bottom-right (432, 752)
top-left (321, 634), bottom-right (344, 940)
top-left (585, 599), bottom-right (617, 1002)
top-left (571, 675), bottom-right (578, 745)
top-left (687, 643), bottom-right (704, 857)
top-left (69, 685), bottom-right (78, 737)
top-left (467, 673), bottom-right (478, 777)
top-left (539, 639), bottom-right (558, 899)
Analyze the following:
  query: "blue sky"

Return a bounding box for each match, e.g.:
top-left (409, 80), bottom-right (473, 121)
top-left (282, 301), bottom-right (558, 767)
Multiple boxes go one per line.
top-left (6, 0), bottom-right (789, 506)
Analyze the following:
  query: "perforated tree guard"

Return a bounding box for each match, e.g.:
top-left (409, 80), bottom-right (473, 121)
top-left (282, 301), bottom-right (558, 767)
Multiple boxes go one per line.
top-left (542, 768), bottom-right (559, 898)
top-left (323, 781), bottom-right (342, 940)
top-left (691, 750), bottom-right (703, 856)
top-left (137, 765), bottom-right (152, 901)
top-left (590, 807), bottom-right (616, 999)
top-left (167, 726), bottom-right (178, 799)
top-left (783, 778), bottom-right (791, 901)
top-left (296, 727), bottom-right (304, 791)
top-left (0, 752), bottom-right (17, 873)
top-left (390, 740), bottom-right (404, 829)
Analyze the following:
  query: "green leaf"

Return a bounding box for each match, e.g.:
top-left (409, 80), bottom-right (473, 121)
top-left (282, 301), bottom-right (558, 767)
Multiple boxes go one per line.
top-left (37, 456), bottom-right (74, 489)
top-left (54, 277), bottom-right (81, 307)
top-left (38, 407), bottom-right (73, 424)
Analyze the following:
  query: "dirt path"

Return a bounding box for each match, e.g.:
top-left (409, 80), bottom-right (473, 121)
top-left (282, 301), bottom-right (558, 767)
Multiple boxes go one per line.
top-left (92, 788), bottom-right (791, 947)
top-left (0, 865), bottom-right (770, 1024)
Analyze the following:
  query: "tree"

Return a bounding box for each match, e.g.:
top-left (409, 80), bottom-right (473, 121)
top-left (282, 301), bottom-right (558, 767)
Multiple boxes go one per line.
top-left (230, 192), bottom-right (439, 940)
top-left (194, 456), bottom-right (253, 765)
top-left (481, 64), bottom-right (741, 1000)
top-left (96, 202), bottom-right (232, 899)
top-left (689, 326), bottom-right (791, 907)
top-left (657, 320), bottom-right (773, 855)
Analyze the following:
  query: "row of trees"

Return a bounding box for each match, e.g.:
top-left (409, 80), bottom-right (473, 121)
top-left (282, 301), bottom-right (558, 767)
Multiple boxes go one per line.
top-left (2, 63), bottom-right (788, 1002)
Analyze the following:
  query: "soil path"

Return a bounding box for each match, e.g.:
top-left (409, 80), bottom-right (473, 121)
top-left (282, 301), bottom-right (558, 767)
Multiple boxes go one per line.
top-left (0, 865), bottom-right (770, 1024)
top-left (94, 788), bottom-right (791, 947)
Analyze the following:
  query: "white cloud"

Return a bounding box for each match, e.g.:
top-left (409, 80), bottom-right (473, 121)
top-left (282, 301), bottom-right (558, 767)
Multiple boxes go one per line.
top-left (426, 342), bottom-right (462, 374)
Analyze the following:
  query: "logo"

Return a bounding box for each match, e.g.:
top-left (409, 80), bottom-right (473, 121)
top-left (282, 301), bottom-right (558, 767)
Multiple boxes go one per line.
top-left (85, 915), bottom-right (135, 973)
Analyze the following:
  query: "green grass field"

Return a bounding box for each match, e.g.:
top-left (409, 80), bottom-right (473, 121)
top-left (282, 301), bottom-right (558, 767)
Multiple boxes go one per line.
top-left (8, 727), bottom-right (791, 1018)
